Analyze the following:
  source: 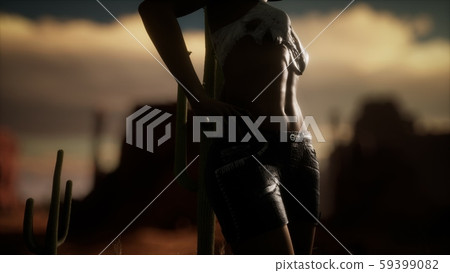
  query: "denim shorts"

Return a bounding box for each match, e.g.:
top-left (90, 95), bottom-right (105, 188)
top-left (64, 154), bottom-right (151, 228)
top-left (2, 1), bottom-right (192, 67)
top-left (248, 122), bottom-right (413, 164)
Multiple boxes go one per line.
top-left (205, 131), bottom-right (320, 243)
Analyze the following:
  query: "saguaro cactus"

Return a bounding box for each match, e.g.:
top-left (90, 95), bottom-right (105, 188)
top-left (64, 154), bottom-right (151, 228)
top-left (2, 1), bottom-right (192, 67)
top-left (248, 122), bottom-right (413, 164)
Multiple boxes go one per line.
top-left (174, 8), bottom-right (221, 254)
top-left (23, 149), bottom-right (73, 254)
top-left (195, 8), bottom-right (220, 255)
top-left (175, 52), bottom-right (198, 192)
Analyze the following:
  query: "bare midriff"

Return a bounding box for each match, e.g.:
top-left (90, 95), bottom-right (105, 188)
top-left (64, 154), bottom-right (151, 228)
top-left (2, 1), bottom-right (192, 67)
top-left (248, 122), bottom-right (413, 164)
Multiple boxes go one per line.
top-left (221, 56), bottom-right (304, 132)
top-left (208, 2), bottom-right (304, 132)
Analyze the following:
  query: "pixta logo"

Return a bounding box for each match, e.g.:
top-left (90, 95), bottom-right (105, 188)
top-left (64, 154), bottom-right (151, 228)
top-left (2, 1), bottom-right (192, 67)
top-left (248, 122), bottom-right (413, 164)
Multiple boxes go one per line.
top-left (126, 105), bottom-right (172, 153)
top-left (193, 116), bottom-right (325, 143)
top-left (126, 105), bottom-right (326, 153)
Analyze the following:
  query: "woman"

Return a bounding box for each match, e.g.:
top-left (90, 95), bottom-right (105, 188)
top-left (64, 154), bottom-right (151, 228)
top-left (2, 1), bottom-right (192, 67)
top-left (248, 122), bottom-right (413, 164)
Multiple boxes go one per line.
top-left (139, 0), bottom-right (319, 254)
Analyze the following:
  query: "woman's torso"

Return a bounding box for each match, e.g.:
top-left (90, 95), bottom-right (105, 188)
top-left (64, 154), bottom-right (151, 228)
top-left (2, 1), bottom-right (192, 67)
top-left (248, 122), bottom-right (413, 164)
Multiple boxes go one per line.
top-left (207, 1), bottom-right (305, 132)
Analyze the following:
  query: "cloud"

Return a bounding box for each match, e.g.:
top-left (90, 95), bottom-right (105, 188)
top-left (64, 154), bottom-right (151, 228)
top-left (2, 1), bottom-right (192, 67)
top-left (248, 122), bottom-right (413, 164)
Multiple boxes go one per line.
top-left (295, 4), bottom-right (447, 75)
top-left (289, 4), bottom-right (449, 129)
top-left (0, 13), bottom-right (206, 115)
top-left (1, 3), bottom-right (447, 135)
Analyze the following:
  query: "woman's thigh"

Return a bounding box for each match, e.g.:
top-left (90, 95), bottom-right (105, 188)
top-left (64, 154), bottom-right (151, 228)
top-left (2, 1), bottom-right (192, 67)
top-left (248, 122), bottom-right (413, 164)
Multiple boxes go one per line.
top-left (205, 141), bottom-right (289, 244)
top-left (280, 141), bottom-right (320, 226)
top-left (278, 142), bottom-right (320, 253)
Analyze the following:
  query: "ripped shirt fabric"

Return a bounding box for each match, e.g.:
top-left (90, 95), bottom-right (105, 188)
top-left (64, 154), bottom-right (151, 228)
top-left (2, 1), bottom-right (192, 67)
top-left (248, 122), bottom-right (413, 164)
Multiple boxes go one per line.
top-left (210, 0), bottom-right (309, 75)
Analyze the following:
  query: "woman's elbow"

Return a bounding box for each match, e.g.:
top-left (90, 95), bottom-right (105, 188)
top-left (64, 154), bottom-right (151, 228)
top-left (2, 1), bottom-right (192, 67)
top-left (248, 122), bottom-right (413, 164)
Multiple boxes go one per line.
top-left (139, 0), bottom-right (205, 18)
top-left (138, 1), bottom-right (165, 17)
top-left (138, 1), bottom-right (147, 15)
top-left (138, 1), bottom-right (152, 16)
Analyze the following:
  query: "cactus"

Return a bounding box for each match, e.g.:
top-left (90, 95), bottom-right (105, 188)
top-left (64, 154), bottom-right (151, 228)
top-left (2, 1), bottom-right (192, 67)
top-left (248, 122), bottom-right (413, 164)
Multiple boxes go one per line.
top-left (23, 149), bottom-right (73, 254)
top-left (196, 8), bottom-right (218, 255)
top-left (174, 52), bottom-right (198, 192)
top-left (174, 7), bottom-right (220, 254)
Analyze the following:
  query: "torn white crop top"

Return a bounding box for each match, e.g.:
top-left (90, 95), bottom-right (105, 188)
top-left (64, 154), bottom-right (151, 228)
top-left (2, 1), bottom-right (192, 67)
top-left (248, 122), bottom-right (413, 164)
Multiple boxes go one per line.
top-left (210, 0), bottom-right (309, 75)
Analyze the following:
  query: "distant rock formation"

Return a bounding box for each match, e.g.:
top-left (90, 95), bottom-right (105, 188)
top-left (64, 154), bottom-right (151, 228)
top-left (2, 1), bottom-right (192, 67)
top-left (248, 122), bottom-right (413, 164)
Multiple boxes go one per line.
top-left (0, 128), bottom-right (18, 211)
top-left (328, 99), bottom-right (450, 254)
top-left (70, 104), bottom-right (200, 241)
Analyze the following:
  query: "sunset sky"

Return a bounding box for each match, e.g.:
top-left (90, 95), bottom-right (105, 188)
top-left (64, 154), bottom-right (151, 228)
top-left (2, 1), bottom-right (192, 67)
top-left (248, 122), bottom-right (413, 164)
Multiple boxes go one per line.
top-left (1, 0), bottom-right (449, 202)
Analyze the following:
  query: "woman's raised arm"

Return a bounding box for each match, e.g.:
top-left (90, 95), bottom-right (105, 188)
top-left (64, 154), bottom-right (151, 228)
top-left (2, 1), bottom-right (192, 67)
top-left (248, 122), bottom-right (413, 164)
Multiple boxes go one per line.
top-left (139, 0), bottom-right (246, 116)
top-left (138, 0), bottom-right (207, 106)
